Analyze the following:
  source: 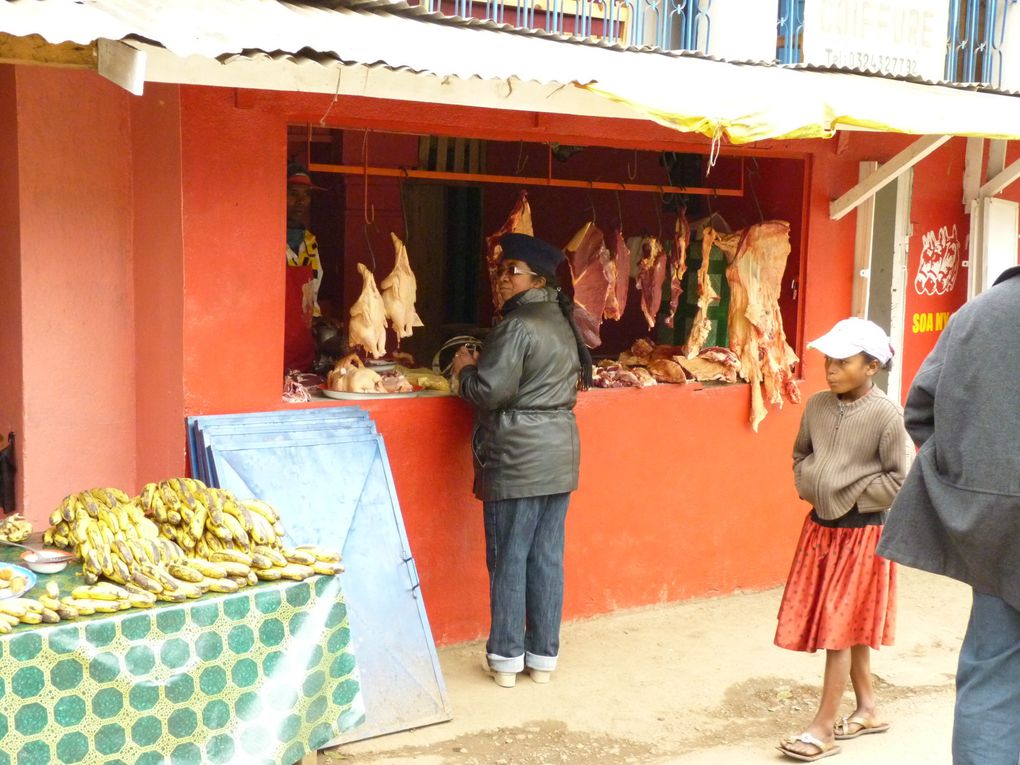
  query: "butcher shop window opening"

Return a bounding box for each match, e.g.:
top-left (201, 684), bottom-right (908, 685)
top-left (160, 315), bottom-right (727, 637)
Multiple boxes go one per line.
top-left (286, 125), bottom-right (807, 427)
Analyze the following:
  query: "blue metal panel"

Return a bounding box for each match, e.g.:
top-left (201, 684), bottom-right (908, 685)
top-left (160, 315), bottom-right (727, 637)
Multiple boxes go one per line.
top-left (188, 408), bottom-right (370, 480)
top-left (190, 415), bottom-right (451, 744)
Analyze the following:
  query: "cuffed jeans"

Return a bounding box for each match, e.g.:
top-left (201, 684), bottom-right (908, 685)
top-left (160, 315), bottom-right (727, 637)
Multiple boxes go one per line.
top-left (953, 590), bottom-right (1020, 765)
top-left (483, 493), bottom-right (569, 674)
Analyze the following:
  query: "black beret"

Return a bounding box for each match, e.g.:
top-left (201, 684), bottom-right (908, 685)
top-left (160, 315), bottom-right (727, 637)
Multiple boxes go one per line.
top-left (500, 233), bottom-right (564, 278)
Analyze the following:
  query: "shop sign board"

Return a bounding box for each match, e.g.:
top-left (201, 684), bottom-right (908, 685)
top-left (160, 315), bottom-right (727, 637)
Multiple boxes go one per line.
top-left (803, 0), bottom-right (950, 81)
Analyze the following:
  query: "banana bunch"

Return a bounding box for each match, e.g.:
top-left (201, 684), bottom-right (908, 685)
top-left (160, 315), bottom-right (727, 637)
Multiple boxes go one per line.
top-left (44, 489), bottom-right (221, 603)
top-left (140, 479), bottom-right (344, 582)
top-left (0, 513), bottom-right (32, 543)
top-left (0, 582), bottom-right (71, 633)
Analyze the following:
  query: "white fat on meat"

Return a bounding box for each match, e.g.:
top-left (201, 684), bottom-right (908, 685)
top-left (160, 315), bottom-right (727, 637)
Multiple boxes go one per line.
top-left (348, 263), bottom-right (388, 359)
top-left (381, 233), bottom-right (424, 342)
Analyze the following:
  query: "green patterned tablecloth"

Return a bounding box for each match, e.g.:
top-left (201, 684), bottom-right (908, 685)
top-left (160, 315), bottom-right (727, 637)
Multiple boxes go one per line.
top-left (0, 548), bottom-right (363, 765)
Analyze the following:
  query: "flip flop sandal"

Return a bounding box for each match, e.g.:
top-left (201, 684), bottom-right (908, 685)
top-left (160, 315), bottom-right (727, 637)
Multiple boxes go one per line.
top-left (777, 732), bottom-right (841, 762)
top-left (834, 716), bottom-right (891, 740)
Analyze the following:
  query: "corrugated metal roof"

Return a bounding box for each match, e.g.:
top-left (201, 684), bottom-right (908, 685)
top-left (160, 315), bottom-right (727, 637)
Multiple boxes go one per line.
top-left (4, 0), bottom-right (1020, 143)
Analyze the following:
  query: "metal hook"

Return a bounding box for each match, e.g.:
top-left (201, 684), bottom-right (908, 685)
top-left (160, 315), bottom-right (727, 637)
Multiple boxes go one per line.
top-left (515, 141), bottom-right (528, 175)
top-left (626, 149), bottom-right (638, 180)
top-left (614, 190), bottom-right (623, 231)
top-left (363, 222), bottom-right (377, 273)
top-left (586, 186), bottom-right (597, 224)
top-left (653, 188), bottom-right (663, 241)
top-left (399, 169), bottom-right (410, 240)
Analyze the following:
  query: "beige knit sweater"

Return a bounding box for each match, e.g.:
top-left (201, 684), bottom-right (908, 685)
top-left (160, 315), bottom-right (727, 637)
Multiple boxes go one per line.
top-left (793, 387), bottom-right (915, 520)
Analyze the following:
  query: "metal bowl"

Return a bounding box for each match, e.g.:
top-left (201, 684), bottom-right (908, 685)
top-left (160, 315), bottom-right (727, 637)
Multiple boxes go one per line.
top-left (20, 549), bottom-right (72, 574)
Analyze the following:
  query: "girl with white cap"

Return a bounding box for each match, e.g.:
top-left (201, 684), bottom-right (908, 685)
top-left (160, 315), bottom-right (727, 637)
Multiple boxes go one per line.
top-left (775, 318), bottom-right (914, 762)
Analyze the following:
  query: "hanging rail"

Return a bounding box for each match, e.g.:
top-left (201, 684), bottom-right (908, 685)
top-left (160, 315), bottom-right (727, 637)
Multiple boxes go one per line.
top-left (307, 163), bottom-right (743, 197)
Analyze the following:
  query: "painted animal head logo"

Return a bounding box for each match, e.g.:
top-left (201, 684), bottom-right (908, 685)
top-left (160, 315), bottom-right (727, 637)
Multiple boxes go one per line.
top-left (915, 225), bottom-right (960, 296)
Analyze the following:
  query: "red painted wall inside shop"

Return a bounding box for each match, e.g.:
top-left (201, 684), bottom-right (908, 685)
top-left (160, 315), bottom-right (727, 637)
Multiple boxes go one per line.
top-left (9, 67), bottom-right (138, 520)
top-left (8, 77), bottom-right (972, 645)
top-left (0, 67), bottom-right (25, 513)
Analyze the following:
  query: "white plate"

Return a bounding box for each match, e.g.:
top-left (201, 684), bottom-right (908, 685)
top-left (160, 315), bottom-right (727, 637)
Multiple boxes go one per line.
top-left (320, 387), bottom-right (420, 400)
top-left (365, 361), bottom-right (397, 372)
top-left (0, 562), bottom-right (37, 599)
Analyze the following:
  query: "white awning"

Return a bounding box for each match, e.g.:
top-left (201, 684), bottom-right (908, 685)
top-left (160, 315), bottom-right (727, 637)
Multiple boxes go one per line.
top-left (4, 0), bottom-right (1020, 144)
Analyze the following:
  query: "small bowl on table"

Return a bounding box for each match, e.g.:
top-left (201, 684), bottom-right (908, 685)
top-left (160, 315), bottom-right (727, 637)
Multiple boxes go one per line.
top-left (19, 549), bottom-right (73, 574)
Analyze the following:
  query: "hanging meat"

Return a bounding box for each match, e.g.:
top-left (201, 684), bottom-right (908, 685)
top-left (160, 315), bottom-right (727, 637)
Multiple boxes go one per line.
top-left (603, 228), bottom-right (631, 321)
top-left (565, 222), bottom-right (614, 349)
top-left (381, 233), bottom-right (424, 342)
top-left (722, 221), bottom-right (801, 431)
top-left (635, 237), bottom-right (667, 330)
top-left (348, 263), bottom-right (387, 359)
top-left (485, 191), bottom-right (533, 311)
top-left (664, 213), bottom-right (691, 329)
top-left (685, 228), bottom-right (721, 357)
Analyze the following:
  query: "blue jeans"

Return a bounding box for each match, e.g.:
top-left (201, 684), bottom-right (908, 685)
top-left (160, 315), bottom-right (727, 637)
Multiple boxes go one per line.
top-left (953, 590), bottom-right (1020, 765)
top-left (483, 493), bottom-right (570, 673)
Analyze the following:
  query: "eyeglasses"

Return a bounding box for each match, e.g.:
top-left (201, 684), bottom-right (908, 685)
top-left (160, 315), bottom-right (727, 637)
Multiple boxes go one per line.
top-left (497, 264), bottom-right (538, 278)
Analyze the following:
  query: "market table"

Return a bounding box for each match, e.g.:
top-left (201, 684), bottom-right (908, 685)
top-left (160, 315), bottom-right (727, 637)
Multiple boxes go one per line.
top-left (0, 547), bottom-right (364, 765)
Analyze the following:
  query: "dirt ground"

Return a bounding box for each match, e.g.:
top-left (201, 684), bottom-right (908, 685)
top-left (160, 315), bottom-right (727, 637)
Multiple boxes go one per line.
top-left (324, 566), bottom-right (971, 764)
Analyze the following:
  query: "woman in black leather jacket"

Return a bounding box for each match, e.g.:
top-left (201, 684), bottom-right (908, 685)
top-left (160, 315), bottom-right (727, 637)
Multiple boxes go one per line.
top-left (451, 233), bottom-right (592, 688)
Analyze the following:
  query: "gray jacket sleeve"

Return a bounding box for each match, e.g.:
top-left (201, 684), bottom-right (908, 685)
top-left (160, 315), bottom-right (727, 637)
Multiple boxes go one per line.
top-left (904, 318), bottom-right (951, 447)
top-left (458, 318), bottom-right (530, 411)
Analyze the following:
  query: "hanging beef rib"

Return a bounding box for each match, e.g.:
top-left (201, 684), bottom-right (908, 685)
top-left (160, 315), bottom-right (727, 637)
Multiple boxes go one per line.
top-left (720, 221), bottom-right (801, 431)
top-left (635, 237), bottom-right (666, 330)
top-left (565, 222), bottom-right (613, 349)
top-left (664, 212), bottom-right (690, 329)
top-left (603, 227), bottom-right (631, 321)
top-left (485, 191), bottom-right (533, 312)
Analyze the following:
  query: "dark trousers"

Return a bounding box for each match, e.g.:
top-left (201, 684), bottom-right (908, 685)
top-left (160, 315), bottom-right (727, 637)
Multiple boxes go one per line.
top-left (953, 590), bottom-right (1020, 765)
top-left (482, 493), bottom-right (570, 673)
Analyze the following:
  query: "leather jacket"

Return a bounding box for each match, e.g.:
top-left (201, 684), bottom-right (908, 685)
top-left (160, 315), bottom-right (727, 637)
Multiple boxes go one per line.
top-left (459, 287), bottom-right (581, 501)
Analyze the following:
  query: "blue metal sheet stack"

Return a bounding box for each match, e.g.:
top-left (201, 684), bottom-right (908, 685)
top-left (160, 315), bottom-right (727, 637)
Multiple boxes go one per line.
top-left (187, 408), bottom-right (451, 745)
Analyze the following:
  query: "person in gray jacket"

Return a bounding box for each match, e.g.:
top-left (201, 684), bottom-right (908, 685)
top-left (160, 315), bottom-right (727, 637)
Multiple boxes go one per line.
top-left (877, 265), bottom-right (1020, 765)
top-left (451, 233), bottom-right (592, 689)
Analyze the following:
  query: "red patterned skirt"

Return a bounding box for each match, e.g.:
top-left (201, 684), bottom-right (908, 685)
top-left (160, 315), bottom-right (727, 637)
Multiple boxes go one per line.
top-left (775, 512), bottom-right (897, 653)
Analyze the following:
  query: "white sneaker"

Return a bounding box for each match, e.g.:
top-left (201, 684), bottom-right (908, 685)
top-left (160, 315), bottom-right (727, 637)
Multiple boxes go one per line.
top-left (482, 657), bottom-right (517, 688)
top-left (528, 668), bottom-right (552, 684)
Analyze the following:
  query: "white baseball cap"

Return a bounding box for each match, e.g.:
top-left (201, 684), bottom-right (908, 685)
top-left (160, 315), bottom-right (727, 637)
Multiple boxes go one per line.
top-left (807, 318), bottom-right (894, 364)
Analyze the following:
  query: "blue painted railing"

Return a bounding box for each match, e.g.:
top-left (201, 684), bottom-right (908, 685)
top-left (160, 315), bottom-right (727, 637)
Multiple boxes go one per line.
top-left (419, 0), bottom-right (712, 51)
top-left (778, 0), bottom-right (1016, 86)
top-left (946, 0), bottom-right (1017, 85)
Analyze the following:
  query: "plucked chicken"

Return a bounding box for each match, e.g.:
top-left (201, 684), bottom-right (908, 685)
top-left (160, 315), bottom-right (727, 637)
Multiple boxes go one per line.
top-left (349, 263), bottom-right (387, 359)
top-left (381, 233), bottom-right (424, 342)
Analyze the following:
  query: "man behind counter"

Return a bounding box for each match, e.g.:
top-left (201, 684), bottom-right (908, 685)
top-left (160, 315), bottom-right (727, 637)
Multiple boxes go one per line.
top-left (284, 164), bottom-right (324, 372)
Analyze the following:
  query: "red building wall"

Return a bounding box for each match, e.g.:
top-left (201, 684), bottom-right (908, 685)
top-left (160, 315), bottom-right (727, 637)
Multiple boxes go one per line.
top-left (2, 67), bottom-right (138, 518)
top-left (3, 67), bottom-right (978, 645)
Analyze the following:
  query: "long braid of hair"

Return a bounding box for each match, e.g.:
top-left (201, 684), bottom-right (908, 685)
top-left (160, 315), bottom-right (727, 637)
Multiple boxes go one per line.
top-left (555, 289), bottom-right (594, 391)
